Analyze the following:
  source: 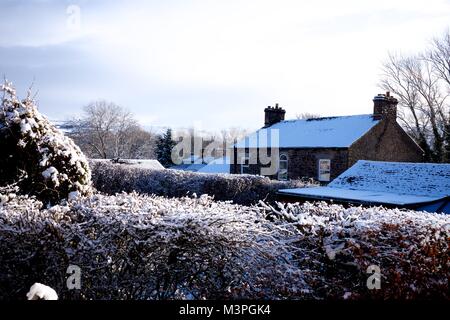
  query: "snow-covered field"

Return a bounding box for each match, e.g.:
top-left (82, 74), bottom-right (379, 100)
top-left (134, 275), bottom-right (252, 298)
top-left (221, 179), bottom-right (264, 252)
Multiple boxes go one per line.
top-left (0, 192), bottom-right (448, 300)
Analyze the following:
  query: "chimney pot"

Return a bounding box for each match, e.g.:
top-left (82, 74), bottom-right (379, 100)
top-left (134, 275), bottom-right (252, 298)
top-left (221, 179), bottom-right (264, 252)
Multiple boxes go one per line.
top-left (373, 92), bottom-right (398, 121)
top-left (264, 103), bottom-right (286, 127)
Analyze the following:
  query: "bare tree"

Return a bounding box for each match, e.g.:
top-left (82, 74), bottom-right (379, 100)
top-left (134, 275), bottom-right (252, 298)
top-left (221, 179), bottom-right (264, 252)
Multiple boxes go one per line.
top-left (380, 31), bottom-right (450, 162)
top-left (70, 101), bottom-right (156, 159)
top-left (427, 30), bottom-right (450, 162)
top-left (427, 29), bottom-right (450, 89)
top-left (220, 127), bottom-right (249, 144)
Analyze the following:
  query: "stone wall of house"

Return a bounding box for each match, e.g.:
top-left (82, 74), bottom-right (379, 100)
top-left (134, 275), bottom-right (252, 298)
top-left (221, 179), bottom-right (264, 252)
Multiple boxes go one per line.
top-left (230, 119), bottom-right (424, 181)
top-left (230, 149), bottom-right (274, 176)
top-left (231, 147), bottom-right (349, 181)
top-left (283, 148), bottom-right (349, 181)
top-left (348, 119), bottom-right (424, 166)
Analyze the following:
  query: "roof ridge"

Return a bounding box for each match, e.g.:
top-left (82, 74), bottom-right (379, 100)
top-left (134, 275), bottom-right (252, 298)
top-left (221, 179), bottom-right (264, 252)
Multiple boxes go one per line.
top-left (357, 159), bottom-right (450, 167)
top-left (235, 114), bottom-right (381, 148)
top-left (280, 114), bottom-right (374, 123)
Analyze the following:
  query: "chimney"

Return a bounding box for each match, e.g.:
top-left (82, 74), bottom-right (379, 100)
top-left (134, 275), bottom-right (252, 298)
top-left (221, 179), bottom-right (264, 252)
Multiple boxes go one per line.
top-left (264, 103), bottom-right (286, 127)
top-left (373, 92), bottom-right (398, 120)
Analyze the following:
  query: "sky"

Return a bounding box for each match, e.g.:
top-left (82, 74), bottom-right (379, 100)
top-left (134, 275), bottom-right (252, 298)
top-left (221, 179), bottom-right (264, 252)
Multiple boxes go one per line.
top-left (1, 0), bottom-right (450, 132)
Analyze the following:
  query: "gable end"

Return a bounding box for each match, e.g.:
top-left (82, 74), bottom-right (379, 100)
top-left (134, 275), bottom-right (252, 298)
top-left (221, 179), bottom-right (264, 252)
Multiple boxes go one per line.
top-left (348, 118), bottom-right (424, 165)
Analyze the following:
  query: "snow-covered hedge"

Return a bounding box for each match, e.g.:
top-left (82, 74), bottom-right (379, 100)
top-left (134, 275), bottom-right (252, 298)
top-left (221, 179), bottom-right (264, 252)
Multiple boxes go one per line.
top-left (90, 161), bottom-right (307, 205)
top-left (263, 201), bottom-right (450, 299)
top-left (0, 82), bottom-right (92, 204)
top-left (0, 192), bottom-right (448, 300)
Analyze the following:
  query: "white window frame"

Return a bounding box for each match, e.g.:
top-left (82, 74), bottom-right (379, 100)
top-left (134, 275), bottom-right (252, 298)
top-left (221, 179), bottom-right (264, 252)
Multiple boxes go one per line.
top-left (318, 159), bottom-right (331, 182)
top-left (278, 153), bottom-right (288, 181)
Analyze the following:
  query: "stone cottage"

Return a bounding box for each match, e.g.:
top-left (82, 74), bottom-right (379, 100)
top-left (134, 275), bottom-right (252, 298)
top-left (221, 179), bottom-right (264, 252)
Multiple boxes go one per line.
top-left (231, 93), bottom-right (424, 182)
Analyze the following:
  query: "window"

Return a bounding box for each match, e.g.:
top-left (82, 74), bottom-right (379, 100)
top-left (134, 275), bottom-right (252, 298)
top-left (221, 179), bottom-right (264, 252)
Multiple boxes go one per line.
top-left (240, 155), bottom-right (250, 174)
top-left (278, 153), bottom-right (288, 181)
top-left (318, 159), bottom-right (331, 182)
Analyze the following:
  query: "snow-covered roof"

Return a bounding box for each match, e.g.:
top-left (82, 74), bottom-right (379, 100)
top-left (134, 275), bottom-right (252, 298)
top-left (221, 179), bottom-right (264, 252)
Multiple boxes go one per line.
top-left (171, 157), bottom-right (231, 173)
top-left (91, 159), bottom-right (164, 170)
top-left (279, 160), bottom-right (450, 207)
top-left (171, 163), bottom-right (207, 172)
top-left (279, 186), bottom-right (445, 206)
top-left (329, 160), bottom-right (450, 198)
top-left (182, 155), bottom-right (203, 164)
top-left (120, 159), bottom-right (165, 170)
top-left (235, 115), bottom-right (379, 148)
top-left (197, 157), bottom-right (230, 174)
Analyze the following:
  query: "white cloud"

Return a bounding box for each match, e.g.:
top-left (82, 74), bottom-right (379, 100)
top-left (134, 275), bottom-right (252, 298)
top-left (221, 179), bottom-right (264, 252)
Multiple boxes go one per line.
top-left (1, 0), bottom-right (450, 130)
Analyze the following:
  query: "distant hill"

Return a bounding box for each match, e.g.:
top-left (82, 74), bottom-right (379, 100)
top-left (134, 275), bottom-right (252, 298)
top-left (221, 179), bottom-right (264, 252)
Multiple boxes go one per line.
top-left (50, 120), bottom-right (75, 134)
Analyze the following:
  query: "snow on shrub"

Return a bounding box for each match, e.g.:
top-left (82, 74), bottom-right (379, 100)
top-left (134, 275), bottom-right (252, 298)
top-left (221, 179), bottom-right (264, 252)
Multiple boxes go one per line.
top-left (0, 193), bottom-right (306, 300)
top-left (262, 201), bottom-right (450, 299)
top-left (0, 191), bottom-right (448, 300)
top-left (90, 160), bottom-right (308, 205)
top-left (0, 81), bottom-right (92, 204)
